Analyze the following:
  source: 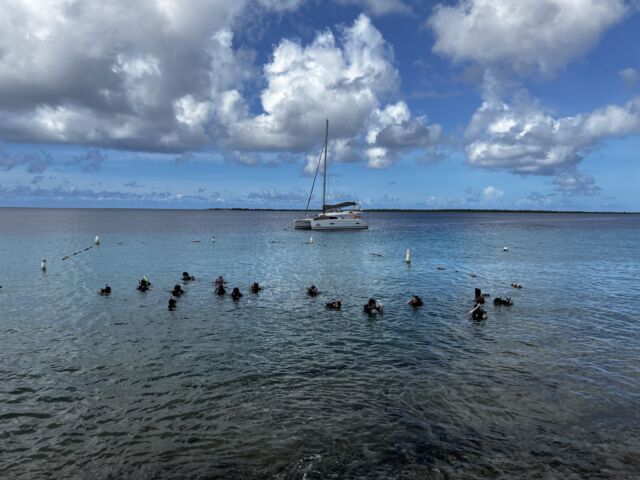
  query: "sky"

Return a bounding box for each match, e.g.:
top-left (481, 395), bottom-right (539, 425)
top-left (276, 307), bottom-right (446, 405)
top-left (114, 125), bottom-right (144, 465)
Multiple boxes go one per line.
top-left (0, 0), bottom-right (639, 211)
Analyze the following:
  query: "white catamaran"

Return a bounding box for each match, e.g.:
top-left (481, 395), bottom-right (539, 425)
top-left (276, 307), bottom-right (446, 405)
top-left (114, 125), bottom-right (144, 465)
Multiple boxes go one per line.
top-left (294, 120), bottom-right (368, 230)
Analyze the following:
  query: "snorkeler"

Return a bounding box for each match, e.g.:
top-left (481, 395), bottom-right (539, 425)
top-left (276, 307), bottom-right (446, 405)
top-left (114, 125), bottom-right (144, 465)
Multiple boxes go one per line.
top-left (168, 297), bottom-right (177, 311)
top-left (214, 276), bottom-right (224, 286)
top-left (511, 282), bottom-right (523, 289)
top-left (408, 295), bottom-right (423, 307)
top-left (326, 300), bottom-right (342, 310)
top-left (469, 303), bottom-right (487, 321)
top-left (172, 284), bottom-right (185, 297)
top-left (307, 285), bottom-right (319, 296)
top-left (137, 277), bottom-right (151, 292)
top-left (250, 282), bottom-right (262, 294)
top-left (231, 287), bottom-right (243, 301)
top-left (214, 284), bottom-right (226, 295)
top-left (493, 297), bottom-right (513, 306)
top-left (364, 298), bottom-right (383, 314)
top-left (182, 271), bottom-right (195, 281)
top-left (99, 284), bottom-right (111, 296)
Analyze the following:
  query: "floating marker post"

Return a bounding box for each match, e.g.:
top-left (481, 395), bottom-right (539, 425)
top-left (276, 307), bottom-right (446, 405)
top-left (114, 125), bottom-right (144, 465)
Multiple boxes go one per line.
top-left (405, 249), bottom-right (411, 263)
top-left (40, 258), bottom-right (47, 271)
top-left (95, 235), bottom-right (100, 245)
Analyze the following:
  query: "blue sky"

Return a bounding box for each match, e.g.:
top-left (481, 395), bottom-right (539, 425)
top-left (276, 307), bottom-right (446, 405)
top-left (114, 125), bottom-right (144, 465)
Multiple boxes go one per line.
top-left (0, 0), bottom-right (639, 210)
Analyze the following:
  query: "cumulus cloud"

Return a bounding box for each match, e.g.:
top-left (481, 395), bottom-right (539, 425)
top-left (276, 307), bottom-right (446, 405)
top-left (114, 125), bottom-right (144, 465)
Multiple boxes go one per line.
top-left (0, 6), bottom-right (440, 170)
top-left (0, 0), bottom-right (257, 151)
top-left (219, 15), bottom-right (441, 168)
top-left (482, 185), bottom-right (504, 201)
top-left (336, 0), bottom-right (412, 16)
top-left (553, 171), bottom-right (601, 196)
top-left (620, 67), bottom-right (640, 89)
top-left (220, 16), bottom-right (400, 148)
top-left (427, 1), bottom-right (638, 195)
top-left (365, 101), bottom-right (442, 167)
top-left (428, 0), bottom-right (627, 75)
top-left (464, 87), bottom-right (640, 194)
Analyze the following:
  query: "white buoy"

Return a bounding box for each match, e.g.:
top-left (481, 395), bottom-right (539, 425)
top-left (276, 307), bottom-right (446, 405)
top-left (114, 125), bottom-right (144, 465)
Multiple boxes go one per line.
top-left (309, 237), bottom-right (314, 244)
top-left (40, 258), bottom-right (47, 271)
top-left (503, 246), bottom-right (508, 251)
top-left (405, 249), bottom-right (411, 263)
top-left (95, 235), bottom-right (100, 245)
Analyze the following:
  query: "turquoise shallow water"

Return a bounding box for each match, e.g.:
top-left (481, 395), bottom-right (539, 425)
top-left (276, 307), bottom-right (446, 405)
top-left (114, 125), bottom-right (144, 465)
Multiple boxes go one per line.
top-left (1, 208), bottom-right (639, 479)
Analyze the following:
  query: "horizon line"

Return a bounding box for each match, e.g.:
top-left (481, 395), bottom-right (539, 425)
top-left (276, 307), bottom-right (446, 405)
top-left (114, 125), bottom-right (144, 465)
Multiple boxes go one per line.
top-left (0, 206), bottom-right (638, 214)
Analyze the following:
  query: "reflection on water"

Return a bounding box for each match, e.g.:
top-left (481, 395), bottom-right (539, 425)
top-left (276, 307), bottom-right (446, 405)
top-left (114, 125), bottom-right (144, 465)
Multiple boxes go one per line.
top-left (1, 209), bottom-right (639, 478)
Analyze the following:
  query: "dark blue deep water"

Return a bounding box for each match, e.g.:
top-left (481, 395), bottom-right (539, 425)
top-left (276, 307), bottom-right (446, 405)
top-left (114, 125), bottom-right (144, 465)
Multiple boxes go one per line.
top-left (1, 209), bottom-right (639, 479)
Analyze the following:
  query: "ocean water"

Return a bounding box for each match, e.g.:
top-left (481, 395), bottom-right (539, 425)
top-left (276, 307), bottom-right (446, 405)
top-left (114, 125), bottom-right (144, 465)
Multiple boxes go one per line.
top-left (1, 208), bottom-right (639, 479)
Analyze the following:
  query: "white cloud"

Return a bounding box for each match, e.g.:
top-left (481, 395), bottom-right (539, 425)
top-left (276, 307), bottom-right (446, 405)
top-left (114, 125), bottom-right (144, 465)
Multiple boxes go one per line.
top-left (220, 15), bottom-right (400, 151)
top-left (219, 14), bottom-right (441, 167)
top-left (619, 67), bottom-right (640, 89)
top-left (0, 5), bottom-right (441, 169)
top-left (428, 0), bottom-right (627, 75)
top-left (553, 171), bottom-right (601, 196)
top-left (482, 185), bottom-right (504, 201)
top-left (336, 0), bottom-right (411, 16)
top-left (464, 88), bottom-right (640, 194)
top-left (174, 95), bottom-right (211, 129)
top-left (0, 0), bottom-right (257, 151)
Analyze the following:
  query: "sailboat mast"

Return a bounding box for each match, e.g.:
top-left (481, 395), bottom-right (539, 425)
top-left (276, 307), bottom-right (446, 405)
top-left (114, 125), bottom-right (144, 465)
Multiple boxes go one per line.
top-left (322, 119), bottom-right (328, 213)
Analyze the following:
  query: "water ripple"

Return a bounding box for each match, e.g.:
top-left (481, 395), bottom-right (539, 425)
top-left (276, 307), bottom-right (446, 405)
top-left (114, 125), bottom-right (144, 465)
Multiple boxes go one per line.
top-left (0, 210), bottom-right (639, 478)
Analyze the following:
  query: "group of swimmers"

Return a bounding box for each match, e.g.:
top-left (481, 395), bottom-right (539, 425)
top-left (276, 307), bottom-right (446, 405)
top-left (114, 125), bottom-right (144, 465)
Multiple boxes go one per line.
top-left (177, 274), bottom-right (261, 309)
top-left (100, 273), bottom-right (516, 319)
top-left (99, 274), bottom-right (426, 316)
top-left (305, 285), bottom-right (423, 314)
top-left (469, 286), bottom-right (517, 320)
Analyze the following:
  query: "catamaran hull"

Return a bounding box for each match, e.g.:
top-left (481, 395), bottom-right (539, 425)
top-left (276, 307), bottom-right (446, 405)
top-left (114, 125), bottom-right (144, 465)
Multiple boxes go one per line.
top-left (294, 219), bottom-right (312, 229)
top-left (311, 219), bottom-right (368, 230)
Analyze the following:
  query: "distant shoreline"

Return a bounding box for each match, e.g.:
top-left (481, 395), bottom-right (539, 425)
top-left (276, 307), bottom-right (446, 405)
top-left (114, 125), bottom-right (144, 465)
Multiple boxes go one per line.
top-left (208, 208), bottom-right (639, 214)
top-left (0, 206), bottom-right (638, 214)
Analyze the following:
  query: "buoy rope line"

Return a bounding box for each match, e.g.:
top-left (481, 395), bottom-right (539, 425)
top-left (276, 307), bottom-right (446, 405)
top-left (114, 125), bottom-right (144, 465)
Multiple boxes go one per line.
top-left (61, 245), bottom-right (93, 261)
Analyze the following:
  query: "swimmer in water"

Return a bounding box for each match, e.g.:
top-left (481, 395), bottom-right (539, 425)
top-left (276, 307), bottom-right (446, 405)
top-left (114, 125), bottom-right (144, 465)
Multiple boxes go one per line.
top-left (407, 295), bottom-right (423, 307)
top-left (231, 287), bottom-right (242, 301)
top-left (326, 300), bottom-right (342, 310)
top-left (250, 282), bottom-right (262, 294)
top-left (307, 285), bottom-right (319, 296)
top-left (182, 271), bottom-right (195, 281)
top-left (214, 276), bottom-right (224, 286)
top-left (469, 303), bottom-right (486, 321)
top-left (364, 298), bottom-right (383, 314)
top-left (172, 284), bottom-right (185, 297)
top-left (511, 282), bottom-right (523, 289)
top-left (99, 284), bottom-right (111, 296)
top-left (137, 278), bottom-right (150, 292)
top-left (493, 296), bottom-right (513, 306)
top-left (168, 297), bottom-right (177, 311)
top-left (214, 284), bottom-right (226, 295)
